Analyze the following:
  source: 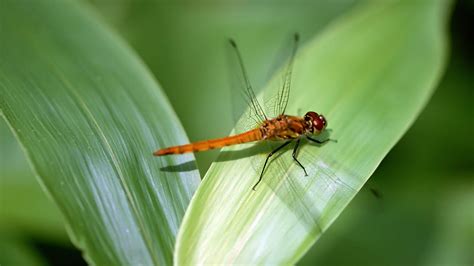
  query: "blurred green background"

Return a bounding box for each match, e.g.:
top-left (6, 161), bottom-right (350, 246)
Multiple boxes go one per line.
top-left (1, 0), bottom-right (472, 265)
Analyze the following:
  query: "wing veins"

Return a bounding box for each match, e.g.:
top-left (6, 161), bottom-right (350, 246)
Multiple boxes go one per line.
top-left (277, 33), bottom-right (299, 115)
top-left (229, 39), bottom-right (268, 122)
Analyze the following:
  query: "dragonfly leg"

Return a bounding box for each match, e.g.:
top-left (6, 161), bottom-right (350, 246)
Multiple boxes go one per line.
top-left (306, 136), bottom-right (335, 144)
top-left (292, 139), bottom-right (308, 176)
top-left (253, 140), bottom-right (292, 191)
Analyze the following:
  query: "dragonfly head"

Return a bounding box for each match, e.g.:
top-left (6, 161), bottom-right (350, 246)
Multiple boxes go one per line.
top-left (304, 111), bottom-right (327, 133)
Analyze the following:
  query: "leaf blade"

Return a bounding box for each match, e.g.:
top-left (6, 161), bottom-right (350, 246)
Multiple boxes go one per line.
top-left (0, 0), bottom-right (200, 264)
top-left (176, 0), bottom-right (451, 264)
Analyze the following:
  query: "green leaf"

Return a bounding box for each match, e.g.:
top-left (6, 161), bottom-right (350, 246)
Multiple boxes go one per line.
top-left (0, 0), bottom-right (199, 265)
top-left (176, 0), bottom-right (451, 264)
top-left (299, 47), bottom-right (474, 264)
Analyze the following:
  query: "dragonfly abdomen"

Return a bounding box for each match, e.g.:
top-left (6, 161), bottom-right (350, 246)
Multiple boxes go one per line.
top-left (154, 128), bottom-right (263, 156)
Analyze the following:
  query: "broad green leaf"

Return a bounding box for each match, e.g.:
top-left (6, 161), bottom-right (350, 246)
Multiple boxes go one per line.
top-left (176, 0), bottom-right (451, 264)
top-left (0, 0), bottom-right (199, 265)
top-left (300, 47), bottom-right (474, 264)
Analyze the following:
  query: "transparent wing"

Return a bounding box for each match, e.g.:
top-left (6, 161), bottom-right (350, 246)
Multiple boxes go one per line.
top-left (228, 34), bottom-right (299, 134)
top-left (275, 33), bottom-right (299, 116)
top-left (228, 39), bottom-right (268, 132)
top-left (259, 33), bottom-right (300, 119)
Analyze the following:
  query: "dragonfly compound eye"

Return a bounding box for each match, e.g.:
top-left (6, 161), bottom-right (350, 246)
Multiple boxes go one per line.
top-left (319, 115), bottom-right (327, 127)
top-left (309, 113), bottom-right (326, 131)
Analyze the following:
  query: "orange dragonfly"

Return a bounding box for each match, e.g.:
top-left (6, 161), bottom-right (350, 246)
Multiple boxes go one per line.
top-left (154, 34), bottom-right (332, 190)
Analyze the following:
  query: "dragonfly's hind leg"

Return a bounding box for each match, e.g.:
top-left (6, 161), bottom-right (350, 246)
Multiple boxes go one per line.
top-left (253, 140), bottom-right (292, 191)
top-left (292, 139), bottom-right (308, 176)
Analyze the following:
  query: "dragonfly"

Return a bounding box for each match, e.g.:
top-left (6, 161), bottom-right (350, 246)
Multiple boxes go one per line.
top-left (154, 33), bottom-right (333, 190)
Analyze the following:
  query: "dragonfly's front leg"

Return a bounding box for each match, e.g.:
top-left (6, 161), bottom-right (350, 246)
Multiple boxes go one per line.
top-left (306, 135), bottom-right (334, 144)
top-left (292, 139), bottom-right (308, 176)
top-left (253, 140), bottom-right (292, 191)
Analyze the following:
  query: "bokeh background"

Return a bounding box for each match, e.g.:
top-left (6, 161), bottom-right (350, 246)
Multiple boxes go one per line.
top-left (1, 0), bottom-right (472, 265)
